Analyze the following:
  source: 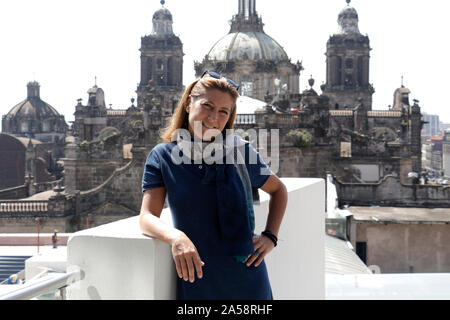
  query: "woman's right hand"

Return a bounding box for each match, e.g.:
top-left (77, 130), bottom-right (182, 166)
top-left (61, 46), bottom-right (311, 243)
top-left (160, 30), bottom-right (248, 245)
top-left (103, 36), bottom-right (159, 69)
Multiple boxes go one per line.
top-left (170, 231), bottom-right (205, 283)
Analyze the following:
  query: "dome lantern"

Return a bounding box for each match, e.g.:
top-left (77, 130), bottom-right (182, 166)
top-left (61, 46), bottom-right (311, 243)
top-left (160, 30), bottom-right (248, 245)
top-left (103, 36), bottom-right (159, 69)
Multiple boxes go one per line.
top-left (27, 81), bottom-right (40, 99)
top-left (151, 0), bottom-right (173, 36)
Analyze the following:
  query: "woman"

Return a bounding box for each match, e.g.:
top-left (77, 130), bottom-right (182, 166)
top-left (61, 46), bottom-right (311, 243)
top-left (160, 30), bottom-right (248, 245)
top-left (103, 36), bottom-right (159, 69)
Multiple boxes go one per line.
top-left (139, 71), bottom-right (287, 300)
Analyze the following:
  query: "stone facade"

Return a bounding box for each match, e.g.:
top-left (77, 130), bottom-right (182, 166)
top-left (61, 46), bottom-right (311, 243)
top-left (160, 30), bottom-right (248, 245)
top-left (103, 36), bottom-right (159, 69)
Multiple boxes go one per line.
top-left (335, 175), bottom-right (450, 208)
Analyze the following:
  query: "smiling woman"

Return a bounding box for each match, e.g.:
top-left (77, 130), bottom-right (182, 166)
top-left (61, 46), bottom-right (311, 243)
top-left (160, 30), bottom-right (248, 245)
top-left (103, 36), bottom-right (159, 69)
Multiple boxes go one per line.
top-left (186, 88), bottom-right (234, 141)
top-left (160, 72), bottom-right (239, 143)
top-left (139, 71), bottom-right (288, 300)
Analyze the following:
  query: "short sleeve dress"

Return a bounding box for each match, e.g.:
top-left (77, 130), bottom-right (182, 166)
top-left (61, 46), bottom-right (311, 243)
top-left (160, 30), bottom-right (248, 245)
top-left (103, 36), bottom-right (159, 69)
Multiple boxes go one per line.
top-left (142, 141), bottom-right (273, 300)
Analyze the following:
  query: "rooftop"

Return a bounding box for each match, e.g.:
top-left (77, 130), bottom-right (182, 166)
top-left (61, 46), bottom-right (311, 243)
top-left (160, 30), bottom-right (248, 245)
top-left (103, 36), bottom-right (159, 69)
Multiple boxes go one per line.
top-left (348, 206), bottom-right (450, 223)
top-left (1, 179), bottom-right (450, 300)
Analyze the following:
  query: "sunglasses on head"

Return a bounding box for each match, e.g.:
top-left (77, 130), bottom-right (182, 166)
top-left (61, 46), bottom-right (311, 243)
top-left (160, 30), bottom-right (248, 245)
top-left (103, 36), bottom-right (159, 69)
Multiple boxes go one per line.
top-left (201, 70), bottom-right (241, 91)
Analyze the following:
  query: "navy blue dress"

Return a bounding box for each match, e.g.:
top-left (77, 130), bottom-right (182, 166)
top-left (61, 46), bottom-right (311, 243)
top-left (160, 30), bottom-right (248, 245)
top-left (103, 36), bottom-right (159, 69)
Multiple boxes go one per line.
top-left (142, 141), bottom-right (273, 300)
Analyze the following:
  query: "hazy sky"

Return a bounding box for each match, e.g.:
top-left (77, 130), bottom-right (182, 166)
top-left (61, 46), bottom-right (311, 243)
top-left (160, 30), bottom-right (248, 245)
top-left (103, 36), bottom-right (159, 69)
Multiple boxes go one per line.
top-left (1, 0), bottom-right (450, 127)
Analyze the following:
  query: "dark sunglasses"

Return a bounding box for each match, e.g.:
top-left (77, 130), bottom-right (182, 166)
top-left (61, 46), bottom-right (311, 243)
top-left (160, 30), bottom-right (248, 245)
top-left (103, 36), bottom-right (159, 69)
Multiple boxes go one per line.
top-left (201, 70), bottom-right (241, 91)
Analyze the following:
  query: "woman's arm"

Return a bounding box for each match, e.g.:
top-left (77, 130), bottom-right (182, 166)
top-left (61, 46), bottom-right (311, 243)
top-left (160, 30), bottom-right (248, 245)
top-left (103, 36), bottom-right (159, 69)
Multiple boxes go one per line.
top-left (245, 174), bottom-right (287, 267)
top-left (139, 188), bottom-right (205, 283)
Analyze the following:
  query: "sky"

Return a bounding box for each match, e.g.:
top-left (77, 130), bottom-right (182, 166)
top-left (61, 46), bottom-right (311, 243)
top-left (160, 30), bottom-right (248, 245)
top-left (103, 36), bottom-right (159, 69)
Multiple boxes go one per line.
top-left (1, 0), bottom-right (450, 129)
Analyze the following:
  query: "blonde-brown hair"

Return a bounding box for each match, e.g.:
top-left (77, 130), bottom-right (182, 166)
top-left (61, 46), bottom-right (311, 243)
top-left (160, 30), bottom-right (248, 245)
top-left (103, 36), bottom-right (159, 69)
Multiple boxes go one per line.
top-left (160, 75), bottom-right (239, 142)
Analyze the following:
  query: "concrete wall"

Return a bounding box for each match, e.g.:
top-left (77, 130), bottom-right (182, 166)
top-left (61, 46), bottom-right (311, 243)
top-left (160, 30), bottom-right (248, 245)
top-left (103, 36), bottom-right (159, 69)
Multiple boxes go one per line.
top-left (352, 222), bottom-right (450, 273)
top-left (66, 178), bottom-right (325, 300)
top-left (0, 216), bottom-right (74, 233)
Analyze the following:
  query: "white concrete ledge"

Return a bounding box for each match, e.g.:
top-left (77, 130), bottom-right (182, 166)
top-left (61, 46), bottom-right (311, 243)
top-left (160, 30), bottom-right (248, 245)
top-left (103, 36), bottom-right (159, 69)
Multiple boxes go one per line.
top-left (66, 178), bottom-right (325, 300)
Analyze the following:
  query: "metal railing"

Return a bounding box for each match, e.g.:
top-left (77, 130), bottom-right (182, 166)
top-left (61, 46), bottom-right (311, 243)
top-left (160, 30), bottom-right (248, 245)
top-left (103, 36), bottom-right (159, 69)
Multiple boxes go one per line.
top-left (0, 268), bottom-right (82, 300)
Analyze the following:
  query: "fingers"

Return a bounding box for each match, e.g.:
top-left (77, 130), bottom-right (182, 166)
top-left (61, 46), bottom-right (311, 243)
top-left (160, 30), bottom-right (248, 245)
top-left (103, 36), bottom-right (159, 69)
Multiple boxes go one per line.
top-left (185, 254), bottom-right (196, 282)
top-left (245, 249), bottom-right (265, 267)
top-left (174, 256), bottom-right (183, 279)
top-left (245, 235), bottom-right (274, 267)
top-left (173, 247), bottom-right (204, 283)
top-left (180, 256), bottom-right (190, 281)
top-left (194, 255), bottom-right (205, 280)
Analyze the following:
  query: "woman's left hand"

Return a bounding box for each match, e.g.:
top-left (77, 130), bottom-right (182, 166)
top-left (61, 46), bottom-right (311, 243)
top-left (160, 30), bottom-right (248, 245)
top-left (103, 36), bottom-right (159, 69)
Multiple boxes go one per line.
top-left (244, 234), bottom-right (275, 267)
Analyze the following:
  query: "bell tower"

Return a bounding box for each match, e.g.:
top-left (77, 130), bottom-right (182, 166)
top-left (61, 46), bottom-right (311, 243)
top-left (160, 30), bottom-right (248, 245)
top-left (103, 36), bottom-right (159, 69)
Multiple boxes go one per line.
top-left (136, 0), bottom-right (184, 117)
top-left (322, 0), bottom-right (374, 110)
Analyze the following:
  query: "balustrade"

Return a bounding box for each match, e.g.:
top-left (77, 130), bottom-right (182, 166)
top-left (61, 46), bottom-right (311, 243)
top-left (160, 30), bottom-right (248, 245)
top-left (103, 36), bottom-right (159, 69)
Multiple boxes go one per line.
top-left (0, 201), bottom-right (48, 214)
top-left (235, 114), bottom-right (256, 124)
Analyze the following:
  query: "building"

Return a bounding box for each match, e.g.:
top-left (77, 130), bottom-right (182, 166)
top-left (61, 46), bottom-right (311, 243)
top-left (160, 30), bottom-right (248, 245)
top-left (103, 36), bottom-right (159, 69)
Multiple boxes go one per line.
top-left (422, 113), bottom-right (440, 137)
top-left (443, 130), bottom-right (450, 178)
top-left (421, 141), bottom-right (432, 172)
top-left (346, 206), bottom-right (450, 273)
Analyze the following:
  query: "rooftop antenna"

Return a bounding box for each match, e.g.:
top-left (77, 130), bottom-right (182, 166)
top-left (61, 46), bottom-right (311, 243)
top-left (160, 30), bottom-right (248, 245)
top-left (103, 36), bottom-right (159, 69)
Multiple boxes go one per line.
top-left (94, 76), bottom-right (97, 87)
top-left (401, 75), bottom-right (404, 88)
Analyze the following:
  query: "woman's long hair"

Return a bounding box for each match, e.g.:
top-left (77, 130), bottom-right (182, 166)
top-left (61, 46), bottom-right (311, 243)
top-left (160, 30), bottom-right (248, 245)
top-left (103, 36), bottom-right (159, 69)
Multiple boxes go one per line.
top-left (160, 76), bottom-right (239, 142)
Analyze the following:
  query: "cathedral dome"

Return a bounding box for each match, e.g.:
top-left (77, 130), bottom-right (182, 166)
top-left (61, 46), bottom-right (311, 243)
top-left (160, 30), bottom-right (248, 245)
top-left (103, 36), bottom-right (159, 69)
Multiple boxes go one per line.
top-left (206, 0), bottom-right (288, 62)
top-left (207, 31), bottom-right (288, 62)
top-left (5, 82), bottom-right (61, 120)
top-left (2, 81), bottom-right (67, 140)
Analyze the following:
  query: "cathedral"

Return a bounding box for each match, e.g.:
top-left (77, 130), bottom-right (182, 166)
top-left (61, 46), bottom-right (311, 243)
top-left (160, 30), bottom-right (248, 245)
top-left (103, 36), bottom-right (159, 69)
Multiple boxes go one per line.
top-left (1, 0), bottom-right (448, 233)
